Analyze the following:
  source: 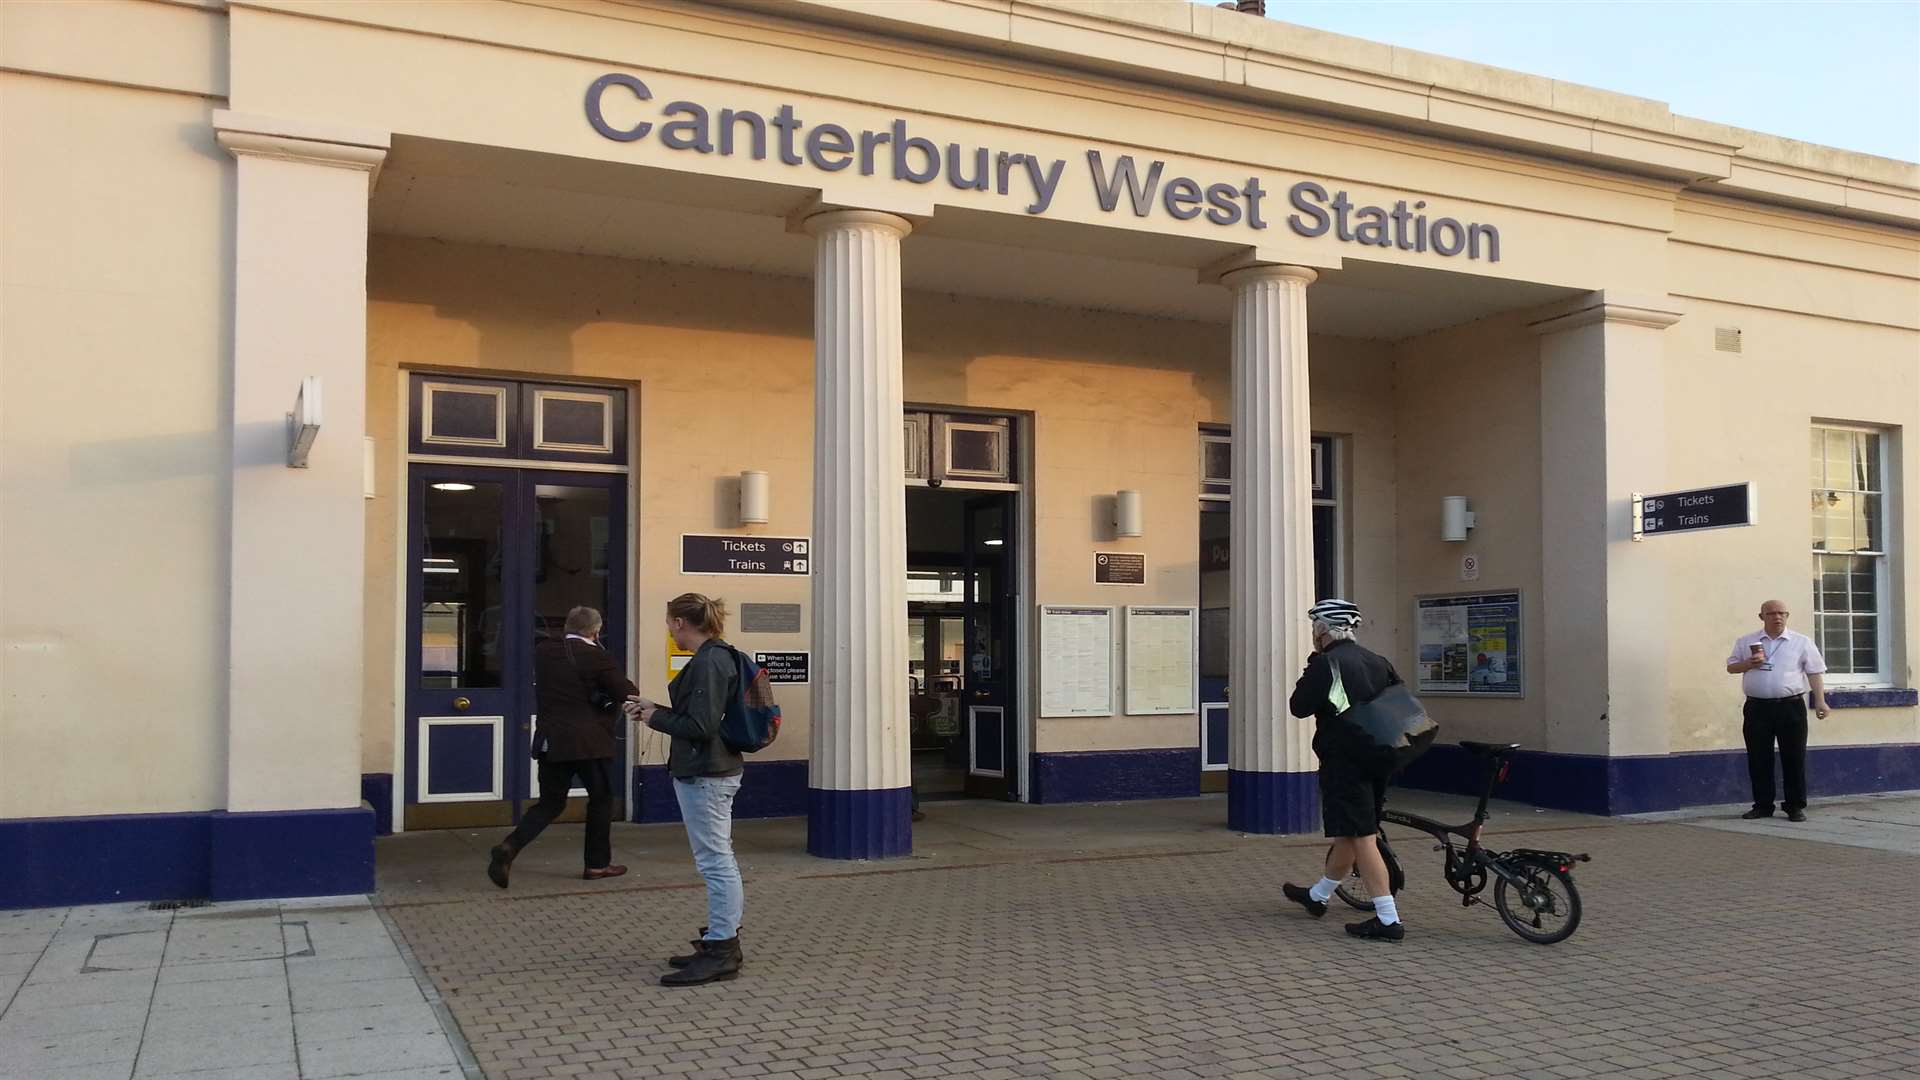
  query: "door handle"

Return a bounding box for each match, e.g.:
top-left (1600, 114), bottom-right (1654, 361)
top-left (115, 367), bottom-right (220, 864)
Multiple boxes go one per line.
top-left (452, 696), bottom-right (472, 712)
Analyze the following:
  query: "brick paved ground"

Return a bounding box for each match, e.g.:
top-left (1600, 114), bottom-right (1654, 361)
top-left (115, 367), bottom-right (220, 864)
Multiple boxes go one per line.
top-left (380, 799), bottom-right (1920, 1080)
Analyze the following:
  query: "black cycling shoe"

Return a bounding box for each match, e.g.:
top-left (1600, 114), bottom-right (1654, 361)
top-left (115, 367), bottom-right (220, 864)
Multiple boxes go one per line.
top-left (1741, 808), bottom-right (1774, 819)
top-left (1282, 882), bottom-right (1328, 918)
top-left (1345, 917), bottom-right (1405, 942)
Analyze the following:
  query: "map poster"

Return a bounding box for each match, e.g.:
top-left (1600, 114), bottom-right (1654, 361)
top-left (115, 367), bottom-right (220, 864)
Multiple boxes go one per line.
top-left (1414, 591), bottom-right (1523, 697)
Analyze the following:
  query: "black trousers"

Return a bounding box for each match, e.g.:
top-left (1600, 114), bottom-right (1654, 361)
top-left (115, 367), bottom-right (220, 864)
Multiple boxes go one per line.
top-left (1742, 696), bottom-right (1808, 813)
top-left (504, 758), bottom-right (616, 869)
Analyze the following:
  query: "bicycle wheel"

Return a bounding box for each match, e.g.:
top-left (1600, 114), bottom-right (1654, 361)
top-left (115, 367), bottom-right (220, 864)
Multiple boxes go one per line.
top-left (1332, 835), bottom-right (1399, 910)
top-left (1493, 857), bottom-right (1582, 944)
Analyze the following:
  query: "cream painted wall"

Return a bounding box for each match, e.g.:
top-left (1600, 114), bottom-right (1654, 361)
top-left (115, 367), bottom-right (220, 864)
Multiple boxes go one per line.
top-left (1391, 314), bottom-right (1548, 748)
top-left (0, 74), bottom-right (231, 818)
top-left (364, 238), bottom-right (1403, 769)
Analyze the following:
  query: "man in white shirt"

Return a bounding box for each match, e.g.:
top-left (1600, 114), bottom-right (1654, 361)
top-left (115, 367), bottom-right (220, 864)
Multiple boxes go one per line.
top-left (1725, 600), bottom-right (1831, 822)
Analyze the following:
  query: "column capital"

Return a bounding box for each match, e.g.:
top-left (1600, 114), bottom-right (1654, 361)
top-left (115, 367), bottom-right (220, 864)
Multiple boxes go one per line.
top-left (212, 110), bottom-right (389, 177)
top-left (799, 208), bottom-right (914, 239)
top-left (1527, 289), bottom-right (1684, 335)
top-left (1219, 263), bottom-right (1319, 290)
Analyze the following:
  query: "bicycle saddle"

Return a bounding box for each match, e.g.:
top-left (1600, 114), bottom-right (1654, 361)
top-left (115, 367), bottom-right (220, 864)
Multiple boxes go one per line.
top-left (1461, 740), bottom-right (1523, 757)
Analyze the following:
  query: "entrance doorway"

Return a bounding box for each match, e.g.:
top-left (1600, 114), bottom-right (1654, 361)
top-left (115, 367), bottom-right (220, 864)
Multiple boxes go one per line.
top-left (399, 372), bottom-right (631, 831)
top-left (404, 466), bottom-right (627, 828)
top-left (906, 486), bottom-right (1020, 801)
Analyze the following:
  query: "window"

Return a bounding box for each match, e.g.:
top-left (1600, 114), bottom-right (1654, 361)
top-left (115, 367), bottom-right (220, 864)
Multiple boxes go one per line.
top-left (1811, 424), bottom-right (1892, 683)
top-left (904, 410), bottom-right (1016, 486)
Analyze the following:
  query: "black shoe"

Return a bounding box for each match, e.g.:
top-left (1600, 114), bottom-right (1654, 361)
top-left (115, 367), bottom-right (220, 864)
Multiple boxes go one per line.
top-left (1282, 882), bottom-right (1328, 919)
top-left (661, 937), bottom-right (742, 986)
top-left (1740, 808), bottom-right (1774, 820)
top-left (668, 928), bottom-right (746, 969)
top-left (1786, 810), bottom-right (1807, 822)
top-left (486, 843), bottom-right (516, 889)
top-left (1345, 916), bottom-right (1405, 942)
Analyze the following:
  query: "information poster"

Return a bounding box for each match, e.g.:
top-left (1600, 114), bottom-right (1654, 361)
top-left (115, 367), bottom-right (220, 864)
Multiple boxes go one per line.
top-left (1040, 606), bottom-right (1114, 717)
top-left (1415, 591), bottom-right (1523, 696)
top-left (1125, 607), bottom-right (1197, 715)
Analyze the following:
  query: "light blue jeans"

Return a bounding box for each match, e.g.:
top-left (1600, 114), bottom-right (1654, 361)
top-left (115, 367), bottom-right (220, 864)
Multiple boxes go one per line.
top-left (672, 774), bottom-right (743, 940)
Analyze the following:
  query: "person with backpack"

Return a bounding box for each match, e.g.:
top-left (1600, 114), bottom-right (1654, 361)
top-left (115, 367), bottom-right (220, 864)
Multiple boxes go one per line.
top-left (628, 593), bottom-right (751, 986)
top-left (1280, 598), bottom-right (1425, 943)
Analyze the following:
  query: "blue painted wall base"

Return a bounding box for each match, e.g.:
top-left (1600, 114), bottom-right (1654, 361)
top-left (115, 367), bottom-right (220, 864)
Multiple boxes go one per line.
top-left (360, 773), bottom-right (394, 836)
top-left (807, 787), bottom-right (913, 859)
top-left (209, 808), bottom-right (375, 901)
top-left (1030, 748), bottom-right (1200, 803)
top-left (1395, 741), bottom-right (1920, 816)
top-left (632, 760), bottom-right (808, 823)
top-left (2, 806), bottom-right (375, 910)
top-left (1227, 770), bottom-right (1319, 834)
top-left (1, 812), bottom-right (211, 910)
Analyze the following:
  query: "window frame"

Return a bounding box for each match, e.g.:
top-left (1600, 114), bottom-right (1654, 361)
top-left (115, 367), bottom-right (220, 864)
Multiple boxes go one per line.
top-left (1810, 423), bottom-right (1894, 686)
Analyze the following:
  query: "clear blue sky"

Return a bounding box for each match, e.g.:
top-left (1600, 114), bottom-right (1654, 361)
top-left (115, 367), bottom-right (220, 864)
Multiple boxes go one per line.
top-left (1224, 1), bottom-right (1920, 161)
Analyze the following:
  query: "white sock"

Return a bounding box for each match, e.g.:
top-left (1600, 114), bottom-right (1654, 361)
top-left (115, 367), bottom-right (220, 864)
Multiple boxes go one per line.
top-left (1373, 894), bottom-right (1400, 925)
top-left (1308, 876), bottom-right (1342, 903)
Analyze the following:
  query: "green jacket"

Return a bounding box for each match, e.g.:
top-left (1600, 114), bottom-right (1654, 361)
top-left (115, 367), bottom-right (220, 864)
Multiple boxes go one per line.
top-left (648, 639), bottom-right (744, 779)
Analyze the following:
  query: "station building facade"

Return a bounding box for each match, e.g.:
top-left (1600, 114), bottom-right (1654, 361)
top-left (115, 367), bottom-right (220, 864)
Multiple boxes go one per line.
top-left (2, 0), bottom-right (1916, 907)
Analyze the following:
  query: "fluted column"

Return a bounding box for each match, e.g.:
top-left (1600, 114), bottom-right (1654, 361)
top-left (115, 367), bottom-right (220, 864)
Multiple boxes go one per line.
top-left (805, 210), bottom-right (914, 858)
top-left (1223, 264), bottom-right (1320, 834)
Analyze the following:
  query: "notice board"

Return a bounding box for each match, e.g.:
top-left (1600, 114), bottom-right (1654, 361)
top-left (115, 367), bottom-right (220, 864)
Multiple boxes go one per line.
top-left (1125, 606), bottom-right (1197, 715)
top-left (1039, 605), bottom-right (1114, 717)
top-left (1415, 590), bottom-right (1523, 697)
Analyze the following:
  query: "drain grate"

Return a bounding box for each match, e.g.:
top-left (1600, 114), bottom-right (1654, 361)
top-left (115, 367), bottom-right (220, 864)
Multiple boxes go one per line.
top-left (147, 898), bottom-right (211, 911)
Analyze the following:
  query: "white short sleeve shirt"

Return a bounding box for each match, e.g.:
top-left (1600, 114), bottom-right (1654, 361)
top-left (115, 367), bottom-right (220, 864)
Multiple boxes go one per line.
top-left (1728, 629), bottom-right (1826, 699)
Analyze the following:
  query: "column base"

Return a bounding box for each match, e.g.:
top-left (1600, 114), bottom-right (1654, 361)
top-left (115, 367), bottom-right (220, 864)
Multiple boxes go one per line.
top-left (1227, 770), bottom-right (1319, 834)
top-left (209, 807), bottom-right (374, 901)
top-left (806, 787), bottom-right (912, 859)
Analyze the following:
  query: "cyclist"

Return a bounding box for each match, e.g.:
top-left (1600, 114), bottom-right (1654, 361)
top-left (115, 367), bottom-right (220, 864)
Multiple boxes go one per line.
top-left (1281, 599), bottom-right (1407, 942)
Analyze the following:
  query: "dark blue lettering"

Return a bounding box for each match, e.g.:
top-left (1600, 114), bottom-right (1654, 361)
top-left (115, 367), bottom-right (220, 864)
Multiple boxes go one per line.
top-left (1354, 205), bottom-right (1390, 247)
top-left (948, 144), bottom-right (989, 191)
top-left (1287, 181), bottom-right (1330, 237)
top-left (806, 124), bottom-right (855, 171)
top-left (891, 120), bottom-right (940, 183)
top-left (718, 109), bottom-right (765, 159)
top-left (1204, 182), bottom-right (1242, 226)
top-left (1468, 223), bottom-right (1500, 262)
top-left (659, 101), bottom-right (712, 153)
top-left (1163, 177), bottom-right (1203, 221)
top-left (859, 127), bottom-right (891, 176)
top-left (771, 105), bottom-right (803, 166)
top-left (1087, 151), bottom-right (1162, 216)
top-left (1243, 177), bottom-right (1268, 229)
top-left (1022, 157), bottom-right (1066, 214)
top-left (585, 73), bottom-right (652, 142)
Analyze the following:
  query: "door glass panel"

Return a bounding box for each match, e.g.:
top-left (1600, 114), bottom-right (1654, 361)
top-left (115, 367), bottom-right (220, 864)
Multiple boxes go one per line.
top-left (532, 484), bottom-right (614, 645)
top-left (420, 481), bottom-right (506, 688)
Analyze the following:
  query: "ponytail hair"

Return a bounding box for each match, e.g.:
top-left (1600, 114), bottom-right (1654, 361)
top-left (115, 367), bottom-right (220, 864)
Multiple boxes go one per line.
top-left (667, 593), bottom-right (727, 639)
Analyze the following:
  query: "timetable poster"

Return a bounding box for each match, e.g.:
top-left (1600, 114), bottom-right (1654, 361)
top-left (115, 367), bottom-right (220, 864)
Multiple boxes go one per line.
top-left (1415, 591), bottom-right (1523, 696)
top-left (1040, 606), bottom-right (1114, 717)
top-left (1125, 606), bottom-right (1197, 716)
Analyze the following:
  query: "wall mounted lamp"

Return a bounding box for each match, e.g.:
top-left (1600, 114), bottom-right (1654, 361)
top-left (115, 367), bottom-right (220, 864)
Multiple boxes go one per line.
top-left (739, 470), bottom-right (770, 525)
top-left (1441, 495), bottom-right (1477, 542)
top-left (1114, 489), bottom-right (1143, 538)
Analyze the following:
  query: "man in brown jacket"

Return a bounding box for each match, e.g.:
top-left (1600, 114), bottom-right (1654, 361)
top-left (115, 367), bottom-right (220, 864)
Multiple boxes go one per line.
top-left (487, 606), bottom-right (637, 887)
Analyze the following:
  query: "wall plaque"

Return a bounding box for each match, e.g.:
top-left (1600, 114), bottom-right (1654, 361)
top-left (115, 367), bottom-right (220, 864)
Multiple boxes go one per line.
top-left (1095, 552), bottom-right (1145, 585)
top-left (740, 603), bottom-right (803, 633)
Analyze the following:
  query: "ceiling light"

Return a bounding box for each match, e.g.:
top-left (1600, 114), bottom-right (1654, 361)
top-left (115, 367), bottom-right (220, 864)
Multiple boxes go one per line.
top-left (432, 482), bottom-right (475, 492)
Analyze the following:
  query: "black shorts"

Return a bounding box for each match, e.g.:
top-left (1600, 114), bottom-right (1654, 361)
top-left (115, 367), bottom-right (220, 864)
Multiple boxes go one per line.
top-left (1319, 762), bottom-right (1387, 838)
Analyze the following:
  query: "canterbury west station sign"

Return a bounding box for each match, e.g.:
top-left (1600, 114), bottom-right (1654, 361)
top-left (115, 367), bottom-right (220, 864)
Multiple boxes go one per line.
top-left (586, 73), bottom-right (1504, 262)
